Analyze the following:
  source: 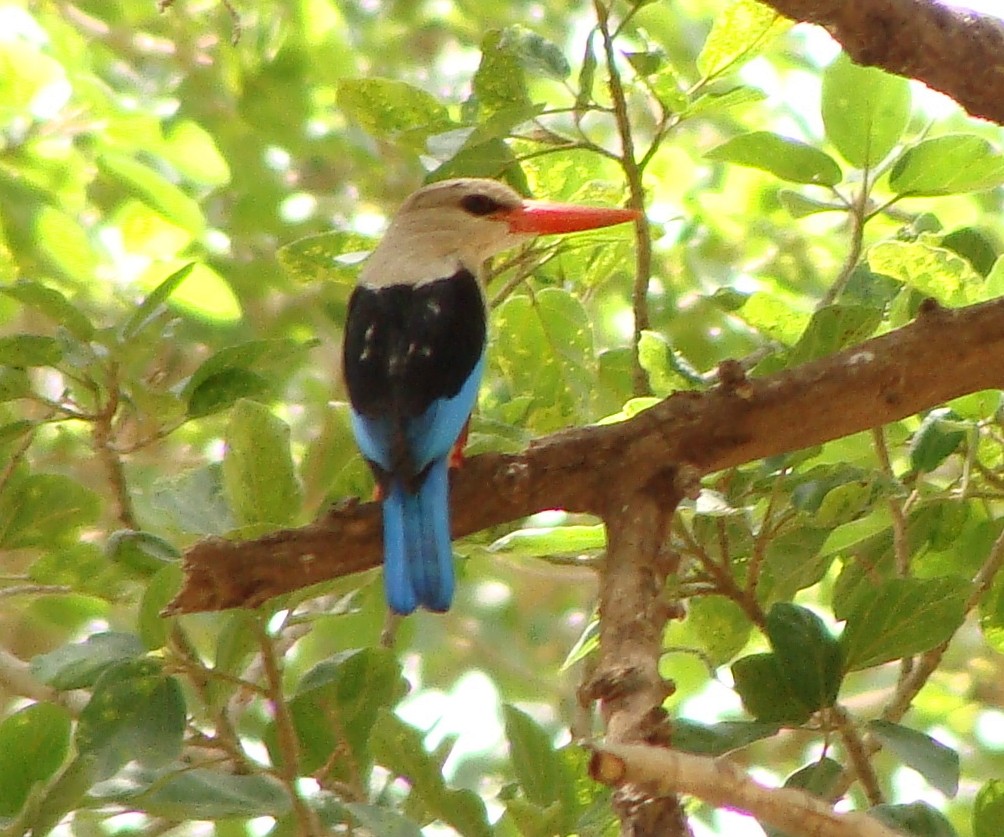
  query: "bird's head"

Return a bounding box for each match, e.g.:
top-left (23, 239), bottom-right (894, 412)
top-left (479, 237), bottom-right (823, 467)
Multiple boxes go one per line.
top-left (359, 178), bottom-right (640, 288)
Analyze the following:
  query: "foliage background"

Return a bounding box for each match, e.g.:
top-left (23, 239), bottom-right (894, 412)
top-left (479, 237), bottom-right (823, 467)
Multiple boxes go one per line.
top-left (1, 0), bottom-right (1003, 835)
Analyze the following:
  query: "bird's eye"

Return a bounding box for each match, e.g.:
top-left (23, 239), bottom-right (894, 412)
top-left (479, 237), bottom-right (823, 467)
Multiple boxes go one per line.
top-left (460, 193), bottom-right (503, 216)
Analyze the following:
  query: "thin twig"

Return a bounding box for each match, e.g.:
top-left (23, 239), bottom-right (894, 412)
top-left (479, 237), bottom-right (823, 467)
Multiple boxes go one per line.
top-left (593, 0), bottom-right (651, 397)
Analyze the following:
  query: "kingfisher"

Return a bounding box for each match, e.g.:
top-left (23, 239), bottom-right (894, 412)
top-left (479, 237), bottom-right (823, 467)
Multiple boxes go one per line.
top-left (343, 178), bottom-right (639, 614)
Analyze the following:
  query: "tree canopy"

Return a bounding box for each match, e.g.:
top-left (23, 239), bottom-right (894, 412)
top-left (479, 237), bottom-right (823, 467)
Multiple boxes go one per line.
top-left (1, 1), bottom-right (1003, 836)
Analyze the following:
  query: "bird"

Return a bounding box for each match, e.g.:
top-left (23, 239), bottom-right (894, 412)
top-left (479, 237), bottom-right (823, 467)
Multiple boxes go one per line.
top-left (342, 177), bottom-right (639, 614)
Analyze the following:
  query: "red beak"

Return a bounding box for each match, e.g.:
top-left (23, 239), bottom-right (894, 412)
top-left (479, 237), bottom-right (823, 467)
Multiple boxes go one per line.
top-left (504, 199), bottom-right (641, 235)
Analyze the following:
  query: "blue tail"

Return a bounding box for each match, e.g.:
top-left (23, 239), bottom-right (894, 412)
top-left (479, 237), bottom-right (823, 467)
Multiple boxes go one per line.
top-left (381, 457), bottom-right (454, 614)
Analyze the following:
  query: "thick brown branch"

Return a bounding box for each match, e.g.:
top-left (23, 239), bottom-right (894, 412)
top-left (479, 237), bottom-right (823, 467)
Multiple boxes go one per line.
top-left (167, 296), bottom-right (1004, 614)
top-left (760, 0), bottom-right (1004, 125)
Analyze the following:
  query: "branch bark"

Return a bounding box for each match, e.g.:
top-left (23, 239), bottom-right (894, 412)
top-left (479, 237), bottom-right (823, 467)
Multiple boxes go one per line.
top-left (168, 295), bottom-right (1004, 614)
top-left (589, 742), bottom-right (904, 837)
top-left (760, 0), bottom-right (1004, 125)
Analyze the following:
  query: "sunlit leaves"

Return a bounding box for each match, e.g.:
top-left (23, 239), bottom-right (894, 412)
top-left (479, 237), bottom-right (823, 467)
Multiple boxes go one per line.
top-left (492, 288), bottom-right (595, 431)
top-left (974, 780), bottom-right (1004, 837)
top-left (869, 239), bottom-right (984, 306)
top-left (696, 0), bottom-right (790, 80)
top-left (890, 134), bottom-right (1004, 196)
top-left (337, 78), bottom-right (452, 150)
top-left (822, 54), bottom-right (911, 169)
top-left (97, 152), bottom-right (205, 232)
top-left (707, 132), bottom-right (842, 186)
top-left (488, 523), bottom-right (605, 558)
top-left (277, 230), bottom-right (376, 285)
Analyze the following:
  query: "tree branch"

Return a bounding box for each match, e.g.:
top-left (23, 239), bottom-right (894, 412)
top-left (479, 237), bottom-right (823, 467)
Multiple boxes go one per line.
top-left (589, 742), bottom-right (904, 837)
top-left (760, 0), bottom-right (1004, 125)
top-left (167, 296), bottom-right (1004, 615)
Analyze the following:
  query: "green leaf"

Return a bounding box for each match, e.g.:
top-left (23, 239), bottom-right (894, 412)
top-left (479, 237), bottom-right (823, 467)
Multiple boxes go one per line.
top-left (98, 151), bottom-right (205, 232)
top-left (493, 289), bottom-right (595, 432)
top-left (783, 757), bottom-right (843, 797)
top-left (910, 408), bottom-right (967, 472)
top-left (370, 710), bottom-right (493, 837)
top-left (183, 338), bottom-right (316, 418)
top-left (0, 334), bottom-right (63, 367)
top-left (138, 563), bottom-right (183, 650)
top-left (707, 132), bottom-right (842, 186)
top-left (75, 658), bottom-right (186, 778)
top-left (344, 804), bottom-right (423, 837)
top-left (788, 304), bottom-right (882, 365)
top-left (277, 230), bottom-right (375, 285)
top-left (28, 543), bottom-right (123, 598)
top-left (671, 719), bottom-right (779, 755)
top-left (496, 25), bottom-right (570, 80)
top-left (337, 78), bottom-right (452, 149)
top-left (105, 529), bottom-right (180, 576)
top-left (696, 0), bottom-right (790, 79)
top-left (814, 482), bottom-right (873, 529)
top-left (731, 652), bottom-right (812, 724)
top-left (27, 756), bottom-right (98, 837)
top-left (149, 464), bottom-right (236, 536)
top-left (161, 119), bottom-right (231, 186)
top-left (222, 399), bottom-right (301, 528)
top-left (0, 473), bottom-right (101, 548)
top-left (0, 368), bottom-right (32, 401)
top-left (890, 134), bottom-right (1004, 196)
top-left (821, 53), bottom-right (911, 168)
top-left (687, 595), bottom-right (752, 666)
top-left (869, 801), bottom-right (958, 837)
top-left (637, 330), bottom-right (702, 395)
top-left (765, 603), bottom-right (843, 712)
top-left (974, 780), bottom-right (1004, 837)
top-left (503, 705), bottom-right (573, 811)
top-left (735, 291), bottom-right (811, 345)
top-left (869, 239), bottom-right (983, 306)
top-left (757, 525), bottom-right (833, 606)
top-left (488, 524), bottom-right (605, 557)
top-left (120, 263), bottom-right (195, 341)
top-left (473, 29), bottom-right (532, 115)
top-left (31, 631), bottom-right (145, 690)
top-left (684, 85), bottom-right (766, 117)
top-left (763, 759), bottom-right (844, 837)
top-left (867, 720), bottom-right (959, 797)
top-left (778, 189), bottom-right (843, 218)
top-left (0, 703), bottom-right (71, 817)
top-left (119, 769), bottom-right (291, 819)
top-left (271, 648), bottom-right (407, 780)
top-left (840, 576), bottom-right (972, 671)
top-left (1, 280), bottom-right (94, 340)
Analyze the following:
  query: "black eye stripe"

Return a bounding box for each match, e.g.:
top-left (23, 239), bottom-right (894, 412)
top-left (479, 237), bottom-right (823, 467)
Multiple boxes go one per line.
top-left (460, 193), bottom-right (504, 216)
